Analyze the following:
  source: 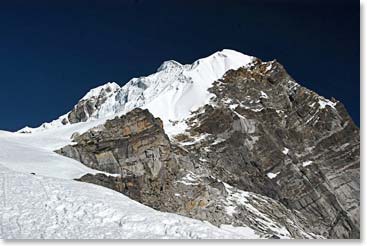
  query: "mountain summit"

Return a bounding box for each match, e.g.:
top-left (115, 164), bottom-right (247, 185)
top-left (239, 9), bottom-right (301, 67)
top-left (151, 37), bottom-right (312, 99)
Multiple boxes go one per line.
top-left (19, 49), bottom-right (254, 136)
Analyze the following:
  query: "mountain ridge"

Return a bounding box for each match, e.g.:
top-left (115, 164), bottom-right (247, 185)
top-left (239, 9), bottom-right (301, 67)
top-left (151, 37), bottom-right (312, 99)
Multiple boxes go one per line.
top-left (18, 49), bottom-right (254, 135)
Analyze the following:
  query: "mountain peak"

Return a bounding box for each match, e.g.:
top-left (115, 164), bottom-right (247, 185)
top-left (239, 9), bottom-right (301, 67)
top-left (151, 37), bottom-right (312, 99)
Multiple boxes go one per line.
top-left (217, 48), bottom-right (248, 56)
top-left (156, 60), bottom-right (183, 72)
top-left (190, 49), bottom-right (253, 71)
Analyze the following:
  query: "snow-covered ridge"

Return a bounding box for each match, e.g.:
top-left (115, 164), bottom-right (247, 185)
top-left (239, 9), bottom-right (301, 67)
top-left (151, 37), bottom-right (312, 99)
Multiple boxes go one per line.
top-left (19, 49), bottom-right (254, 135)
top-left (81, 82), bottom-right (120, 101)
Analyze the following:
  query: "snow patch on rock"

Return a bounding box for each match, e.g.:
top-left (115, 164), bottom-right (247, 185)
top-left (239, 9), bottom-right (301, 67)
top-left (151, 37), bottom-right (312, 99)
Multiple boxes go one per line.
top-left (318, 98), bottom-right (336, 109)
top-left (267, 172), bottom-right (280, 179)
top-left (282, 148), bottom-right (289, 155)
top-left (302, 160), bottom-right (314, 167)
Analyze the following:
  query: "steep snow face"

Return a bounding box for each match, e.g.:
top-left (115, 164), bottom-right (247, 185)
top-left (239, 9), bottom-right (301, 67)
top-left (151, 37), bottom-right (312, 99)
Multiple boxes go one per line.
top-left (0, 165), bottom-right (261, 239)
top-left (19, 49), bottom-right (254, 136)
top-left (143, 49), bottom-right (254, 124)
top-left (100, 49), bottom-right (254, 123)
top-left (81, 82), bottom-right (120, 101)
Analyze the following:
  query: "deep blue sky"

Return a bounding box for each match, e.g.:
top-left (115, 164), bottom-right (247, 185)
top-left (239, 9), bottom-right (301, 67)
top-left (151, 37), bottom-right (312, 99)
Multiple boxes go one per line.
top-left (0, 0), bottom-right (359, 131)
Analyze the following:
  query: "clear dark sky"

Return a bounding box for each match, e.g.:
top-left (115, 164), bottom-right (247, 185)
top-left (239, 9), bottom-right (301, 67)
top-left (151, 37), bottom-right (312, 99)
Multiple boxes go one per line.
top-left (0, 0), bottom-right (359, 131)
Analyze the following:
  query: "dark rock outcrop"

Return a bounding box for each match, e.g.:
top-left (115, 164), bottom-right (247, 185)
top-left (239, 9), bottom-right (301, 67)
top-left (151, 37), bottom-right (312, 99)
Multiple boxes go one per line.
top-left (57, 108), bottom-right (180, 210)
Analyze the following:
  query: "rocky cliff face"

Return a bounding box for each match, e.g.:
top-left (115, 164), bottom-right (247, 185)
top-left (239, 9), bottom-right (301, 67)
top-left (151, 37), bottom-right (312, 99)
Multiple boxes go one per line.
top-left (57, 108), bottom-right (179, 209)
top-left (56, 58), bottom-right (359, 239)
top-left (178, 59), bottom-right (360, 238)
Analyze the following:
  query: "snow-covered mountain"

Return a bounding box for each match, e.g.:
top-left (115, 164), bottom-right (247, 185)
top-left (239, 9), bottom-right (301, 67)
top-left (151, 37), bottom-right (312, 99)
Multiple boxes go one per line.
top-left (0, 49), bottom-right (360, 239)
top-left (19, 49), bottom-right (254, 136)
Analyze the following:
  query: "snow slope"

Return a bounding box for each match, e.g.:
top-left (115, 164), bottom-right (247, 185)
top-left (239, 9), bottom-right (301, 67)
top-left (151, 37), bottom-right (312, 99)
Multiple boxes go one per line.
top-left (0, 165), bottom-right (260, 239)
top-left (0, 137), bottom-right (90, 179)
top-left (0, 116), bottom-right (114, 179)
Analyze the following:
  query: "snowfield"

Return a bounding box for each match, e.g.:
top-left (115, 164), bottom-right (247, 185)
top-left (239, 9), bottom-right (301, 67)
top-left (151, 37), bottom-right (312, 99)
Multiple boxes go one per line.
top-left (0, 115), bottom-right (123, 179)
top-left (0, 165), bottom-right (260, 239)
top-left (0, 131), bottom-right (99, 179)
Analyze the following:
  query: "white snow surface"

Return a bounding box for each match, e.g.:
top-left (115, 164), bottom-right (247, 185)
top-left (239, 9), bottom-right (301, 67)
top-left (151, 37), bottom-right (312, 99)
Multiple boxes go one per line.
top-left (260, 91), bottom-right (268, 99)
top-left (318, 98), bottom-right (336, 109)
top-left (267, 172), bottom-right (280, 179)
top-left (282, 148), bottom-right (289, 155)
top-left (0, 116), bottom-right (113, 179)
top-left (302, 161), bottom-right (314, 167)
top-left (0, 133), bottom-right (98, 179)
top-left (0, 165), bottom-right (259, 239)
